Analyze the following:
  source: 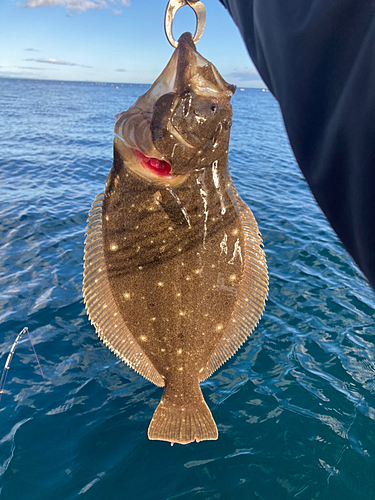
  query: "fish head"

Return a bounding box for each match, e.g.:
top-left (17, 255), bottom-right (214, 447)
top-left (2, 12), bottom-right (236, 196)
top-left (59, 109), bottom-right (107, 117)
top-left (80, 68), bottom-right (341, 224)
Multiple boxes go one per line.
top-left (114, 32), bottom-right (236, 186)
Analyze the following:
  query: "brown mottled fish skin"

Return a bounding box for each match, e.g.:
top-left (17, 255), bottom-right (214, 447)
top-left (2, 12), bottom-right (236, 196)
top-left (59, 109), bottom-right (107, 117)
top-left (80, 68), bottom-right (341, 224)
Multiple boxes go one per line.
top-left (83, 33), bottom-right (268, 445)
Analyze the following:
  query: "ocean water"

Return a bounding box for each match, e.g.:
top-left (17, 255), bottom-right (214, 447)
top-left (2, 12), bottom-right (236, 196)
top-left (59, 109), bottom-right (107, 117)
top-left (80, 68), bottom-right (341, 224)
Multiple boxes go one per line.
top-left (1, 77), bottom-right (375, 500)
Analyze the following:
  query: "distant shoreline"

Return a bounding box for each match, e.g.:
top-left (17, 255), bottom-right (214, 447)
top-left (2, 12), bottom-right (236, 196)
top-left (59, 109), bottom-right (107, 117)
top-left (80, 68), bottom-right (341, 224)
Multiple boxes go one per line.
top-left (0, 76), bottom-right (267, 91)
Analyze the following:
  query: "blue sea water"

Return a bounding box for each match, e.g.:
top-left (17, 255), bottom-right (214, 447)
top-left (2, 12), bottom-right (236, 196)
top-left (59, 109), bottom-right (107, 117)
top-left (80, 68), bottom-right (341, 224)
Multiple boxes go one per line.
top-left (0, 77), bottom-right (375, 500)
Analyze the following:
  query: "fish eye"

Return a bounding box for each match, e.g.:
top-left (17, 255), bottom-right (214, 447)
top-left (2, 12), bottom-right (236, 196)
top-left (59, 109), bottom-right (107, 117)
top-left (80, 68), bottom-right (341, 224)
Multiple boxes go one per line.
top-left (211, 105), bottom-right (217, 113)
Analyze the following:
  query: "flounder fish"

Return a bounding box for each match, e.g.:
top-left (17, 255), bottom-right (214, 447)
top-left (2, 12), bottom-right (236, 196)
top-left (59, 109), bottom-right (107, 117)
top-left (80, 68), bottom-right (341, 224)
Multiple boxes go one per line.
top-left (83, 33), bottom-right (268, 444)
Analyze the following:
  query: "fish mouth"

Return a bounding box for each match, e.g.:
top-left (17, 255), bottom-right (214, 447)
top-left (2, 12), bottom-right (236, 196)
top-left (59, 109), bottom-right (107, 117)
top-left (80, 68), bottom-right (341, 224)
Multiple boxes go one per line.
top-left (114, 136), bottom-right (188, 186)
top-left (135, 149), bottom-right (174, 177)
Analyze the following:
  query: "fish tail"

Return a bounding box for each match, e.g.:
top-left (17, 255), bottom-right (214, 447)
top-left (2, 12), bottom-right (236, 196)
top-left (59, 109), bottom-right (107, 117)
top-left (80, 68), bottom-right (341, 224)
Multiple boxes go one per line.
top-left (148, 383), bottom-right (218, 445)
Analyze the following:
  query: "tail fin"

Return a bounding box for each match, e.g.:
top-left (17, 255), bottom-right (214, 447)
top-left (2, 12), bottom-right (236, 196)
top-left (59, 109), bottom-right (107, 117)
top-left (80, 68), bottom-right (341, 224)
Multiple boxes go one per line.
top-left (148, 384), bottom-right (218, 445)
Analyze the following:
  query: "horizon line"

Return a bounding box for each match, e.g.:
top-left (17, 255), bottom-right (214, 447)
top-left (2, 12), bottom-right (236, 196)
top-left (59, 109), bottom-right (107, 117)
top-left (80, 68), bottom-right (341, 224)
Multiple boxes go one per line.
top-left (0, 75), bottom-right (268, 90)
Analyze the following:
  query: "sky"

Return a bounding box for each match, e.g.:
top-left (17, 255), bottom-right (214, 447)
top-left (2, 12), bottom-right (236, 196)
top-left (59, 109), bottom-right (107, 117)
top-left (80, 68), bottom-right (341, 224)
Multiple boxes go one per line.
top-left (0, 0), bottom-right (265, 87)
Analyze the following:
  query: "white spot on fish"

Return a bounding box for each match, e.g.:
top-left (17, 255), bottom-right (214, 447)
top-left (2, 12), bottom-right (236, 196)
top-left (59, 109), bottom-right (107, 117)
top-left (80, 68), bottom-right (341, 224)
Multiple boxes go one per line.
top-left (220, 233), bottom-right (228, 255)
top-left (217, 272), bottom-right (238, 296)
top-left (212, 160), bottom-right (219, 188)
top-left (212, 160), bottom-right (226, 214)
top-left (197, 172), bottom-right (208, 248)
top-left (123, 292), bottom-right (131, 299)
top-left (228, 238), bottom-right (243, 265)
top-left (157, 282), bottom-right (164, 287)
top-left (110, 243), bottom-right (118, 251)
top-left (196, 116), bottom-right (207, 125)
top-left (166, 188), bottom-right (191, 227)
top-left (140, 335), bottom-right (147, 342)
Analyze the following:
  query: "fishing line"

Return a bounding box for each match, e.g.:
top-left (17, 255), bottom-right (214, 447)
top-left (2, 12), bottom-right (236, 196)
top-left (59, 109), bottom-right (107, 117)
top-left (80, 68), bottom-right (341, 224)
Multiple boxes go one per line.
top-left (0, 327), bottom-right (45, 404)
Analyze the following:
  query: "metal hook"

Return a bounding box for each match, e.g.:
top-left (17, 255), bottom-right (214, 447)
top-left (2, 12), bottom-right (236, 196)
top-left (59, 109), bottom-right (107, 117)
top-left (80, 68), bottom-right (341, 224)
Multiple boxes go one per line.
top-left (165, 0), bottom-right (206, 48)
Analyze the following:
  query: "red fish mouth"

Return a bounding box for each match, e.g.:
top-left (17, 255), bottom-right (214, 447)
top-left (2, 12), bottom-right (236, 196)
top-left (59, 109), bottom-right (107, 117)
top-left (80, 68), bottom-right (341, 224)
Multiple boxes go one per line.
top-left (134, 150), bottom-right (176, 178)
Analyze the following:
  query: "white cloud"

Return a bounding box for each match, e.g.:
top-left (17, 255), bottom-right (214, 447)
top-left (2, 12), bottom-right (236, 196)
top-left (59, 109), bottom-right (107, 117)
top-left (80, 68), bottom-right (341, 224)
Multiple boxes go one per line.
top-left (21, 0), bottom-right (130, 12)
top-left (24, 57), bottom-right (91, 68)
top-left (17, 66), bottom-right (51, 70)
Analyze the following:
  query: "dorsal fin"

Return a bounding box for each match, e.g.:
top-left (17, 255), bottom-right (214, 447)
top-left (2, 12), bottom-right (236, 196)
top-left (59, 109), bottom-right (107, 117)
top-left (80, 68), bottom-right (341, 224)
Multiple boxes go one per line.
top-left (199, 191), bottom-right (268, 381)
top-left (83, 194), bottom-right (165, 387)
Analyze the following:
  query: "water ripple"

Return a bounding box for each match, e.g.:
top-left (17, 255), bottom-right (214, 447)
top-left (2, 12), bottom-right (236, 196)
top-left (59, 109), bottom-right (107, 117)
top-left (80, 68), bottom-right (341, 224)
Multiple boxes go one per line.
top-left (1, 79), bottom-right (375, 500)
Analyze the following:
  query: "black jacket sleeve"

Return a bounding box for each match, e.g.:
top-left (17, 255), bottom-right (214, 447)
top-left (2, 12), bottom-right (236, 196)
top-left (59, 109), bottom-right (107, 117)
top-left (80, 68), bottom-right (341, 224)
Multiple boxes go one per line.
top-left (219, 0), bottom-right (375, 290)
